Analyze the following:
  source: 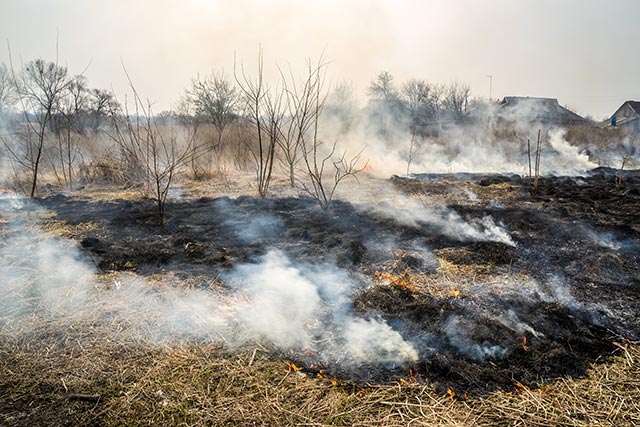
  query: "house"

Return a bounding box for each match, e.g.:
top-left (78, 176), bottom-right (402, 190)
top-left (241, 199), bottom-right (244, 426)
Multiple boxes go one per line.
top-left (607, 100), bottom-right (640, 131)
top-left (497, 96), bottom-right (585, 125)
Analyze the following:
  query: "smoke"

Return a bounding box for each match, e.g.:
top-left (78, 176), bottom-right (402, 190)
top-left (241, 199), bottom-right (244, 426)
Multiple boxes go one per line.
top-left (0, 194), bottom-right (418, 367)
top-left (0, 229), bottom-right (95, 322)
top-left (213, 198), bottom-right (284, 243)
top-left (344, 317), bottom-right (418, 364)
top-left (223, 250), bottom-right (418, 365)
top-left (496, 309), bottom-right (543, 338)
top-left (322, 95), bottom-right (603, 178)
top-left (463, 188), bottom-right (480, 203)
top-left (546, 128), bottom-right (598, 174)
top-left (340, 179), bottom-right (515, 246)
top-left (444, 315), bottom-right (508, 361)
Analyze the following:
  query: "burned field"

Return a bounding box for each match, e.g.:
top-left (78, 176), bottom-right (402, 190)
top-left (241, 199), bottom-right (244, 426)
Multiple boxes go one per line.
top-left (1, 169), bottom-right (640, 425)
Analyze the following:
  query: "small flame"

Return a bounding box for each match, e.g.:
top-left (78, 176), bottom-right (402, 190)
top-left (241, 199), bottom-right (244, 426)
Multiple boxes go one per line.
top-left (403, 368), bottom-right (423, 384)
top-left (447, 387), bottom-right (456, 400)
top-left (449, 288), bottom-right (461, 298)
top-left (521, 335), bottom-right (528, 352)
top-left (374, 271), bottom-right (418, 292)
top-left (316, 370), bottom-right (338, 386)
top-left (285, 361), bottom-right (302, 373)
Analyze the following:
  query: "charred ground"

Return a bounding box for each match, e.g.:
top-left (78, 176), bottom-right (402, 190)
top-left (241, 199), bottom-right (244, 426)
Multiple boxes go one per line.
top-left (27, 168), bottom-right (640, 395)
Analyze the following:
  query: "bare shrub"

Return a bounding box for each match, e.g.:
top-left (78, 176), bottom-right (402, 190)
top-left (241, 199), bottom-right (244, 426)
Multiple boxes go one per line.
top-left (107, 70), bottom-right (199, 225)
top-left (234, 48), bottom-right (280, 197)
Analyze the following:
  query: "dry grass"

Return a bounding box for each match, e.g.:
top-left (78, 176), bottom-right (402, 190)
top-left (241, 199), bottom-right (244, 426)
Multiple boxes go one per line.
top-left (40, 219), bottom-right (99, 238)
top-left (1, 313), bottom-right (638, 427)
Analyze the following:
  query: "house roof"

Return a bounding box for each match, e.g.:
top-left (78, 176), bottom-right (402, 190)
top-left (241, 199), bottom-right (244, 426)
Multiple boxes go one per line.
top-left (498, 96), bottom-right (584, 123)
top-left (627, 101), bottom-right (640, 115)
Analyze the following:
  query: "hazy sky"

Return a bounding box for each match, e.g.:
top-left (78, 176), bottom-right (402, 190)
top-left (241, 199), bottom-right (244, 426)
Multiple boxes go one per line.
top-left (1, 0), bottom-right (638, 119)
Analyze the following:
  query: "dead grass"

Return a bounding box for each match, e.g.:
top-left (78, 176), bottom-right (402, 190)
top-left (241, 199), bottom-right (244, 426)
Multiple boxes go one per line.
top-left (40, 219), bottom-right (99, 238)
top-left (1, 313), bottom-right (638, 427)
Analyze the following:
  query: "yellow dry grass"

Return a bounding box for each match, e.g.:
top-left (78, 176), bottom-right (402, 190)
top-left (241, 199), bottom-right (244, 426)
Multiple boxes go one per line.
top-left (1, 316), bottom-right (638, 427)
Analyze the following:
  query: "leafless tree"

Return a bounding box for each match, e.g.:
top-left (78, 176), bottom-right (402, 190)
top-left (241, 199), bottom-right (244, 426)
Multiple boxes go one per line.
top-left (6, 59), bottom-right (74, 197)
top-left (443, 81), bottom-right (471, 122)
top-left (277, 60), bottom-right (327, 187)
top-left (49, 76), bottom-right (89, 188)
top-left (323, 80), bottom-right (359, 134)
top-left (368, 71), bottom-right (399, 102)
top-left (187, 71), bottom-right (238, 147)
top-left (87, 88), bottom-right (119, 132)
top-left (401, 79), bottom-right (432, 175)
top-left (297, 59), bottom-right (367, 209)
top-left (174, 97), bottom-right (208, 180)
top-left (234, 48), bottom-right (278, 197)
top-left (107, 69), bottom-right (198, 225)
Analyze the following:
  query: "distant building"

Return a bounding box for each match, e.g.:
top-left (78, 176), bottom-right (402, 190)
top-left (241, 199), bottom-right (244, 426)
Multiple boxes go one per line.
top-left (497, 96), bottom-right (585, 125)
top-left (607, 101), bottom-right (640, 131)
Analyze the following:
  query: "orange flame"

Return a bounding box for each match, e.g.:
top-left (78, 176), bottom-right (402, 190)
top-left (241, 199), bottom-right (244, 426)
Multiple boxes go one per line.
top-left (449, 288), bottom-right (461, 298)
top-left (447, 387), bottom-right (456, 400)
top-left (316, 370), bottom-right (338, 386)
top-left (285, 361), bottom-right (302, 373)
top-left (374, 271), bottom-right (418, 292)
top-left (521, 336), bottom-right (528, 352)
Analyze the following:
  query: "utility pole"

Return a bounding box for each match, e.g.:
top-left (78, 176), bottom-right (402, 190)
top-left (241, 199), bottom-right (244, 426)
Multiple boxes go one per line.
top-left (488, 75), bottom-right (493, 101)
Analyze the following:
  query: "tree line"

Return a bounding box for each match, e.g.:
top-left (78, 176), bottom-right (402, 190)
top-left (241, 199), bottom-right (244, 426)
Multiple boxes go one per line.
top-left (0, 54), bottom-right (474, 222)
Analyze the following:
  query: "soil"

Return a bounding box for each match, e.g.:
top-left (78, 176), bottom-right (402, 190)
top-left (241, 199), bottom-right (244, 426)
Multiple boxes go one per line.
top-left (22, 168), bottom-right (640, 394)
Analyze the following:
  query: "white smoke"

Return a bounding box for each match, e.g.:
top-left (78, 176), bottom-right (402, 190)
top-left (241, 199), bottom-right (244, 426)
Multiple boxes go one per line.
top-left (341, 180), bottom-right (515, 246)
top-left (545, 128), bottom-right (597, 174)
top-left (323, 97), bottom-right (602, 177)
top-left (213, 198), bottom-right (284, 243)
top-left (496, 309), bottom-right (542, 338)
top-left (444, 315), bottom-right (508, 361)
top-left (0, 229), bottom-right (95, 321)
top-left (224, 250), bottom-right (419, 365)
top-left (344, 317), bottom-right (419, 364)
top-left (581, 227), bottom-right (625, 251)
top-left (0, 207), bottom-right (418, 367)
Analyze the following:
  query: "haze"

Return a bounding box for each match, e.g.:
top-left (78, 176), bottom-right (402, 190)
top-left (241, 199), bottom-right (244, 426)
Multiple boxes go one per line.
top-left (1, 0), bottom-right (638, 119)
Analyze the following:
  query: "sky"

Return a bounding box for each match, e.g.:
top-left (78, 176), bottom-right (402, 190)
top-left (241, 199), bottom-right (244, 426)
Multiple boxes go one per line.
top-left (1, 0), bottom-right (638, 119)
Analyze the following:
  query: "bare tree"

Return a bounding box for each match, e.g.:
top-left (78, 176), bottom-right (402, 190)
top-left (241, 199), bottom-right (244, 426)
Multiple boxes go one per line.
top-left (401, 79), bottom-right (432, 175)
top-left (49, 75), bottom-right (89, 188)
top-left (277, 60), bottom-right (327, 187)
top-left (187, 71), bottom-right (238, 147)
top-left (87, 88), bottom-right (119, 132)
top-left (7, 59), bottom-right (74, 197)
top-left (368, 71), bottom-right (399, 102)
top-left (234, 48), bottom-right (278, 198)
top-left (107, 70), bottom-right (198, 225)
top-left (174, 97), bottom-right (208, 180)
top-left (297, 59), bottom-right (367, 209)
top-left (187, 71), bottom-right (238, 173)
top-left (323, 80), bottom-right (359, 134)
top-left (443, 81), bottom-right (471, 122)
